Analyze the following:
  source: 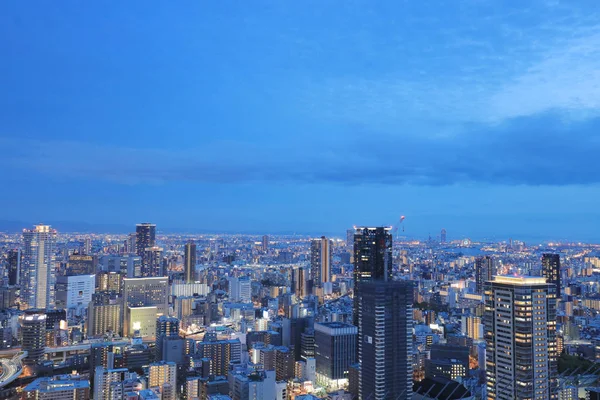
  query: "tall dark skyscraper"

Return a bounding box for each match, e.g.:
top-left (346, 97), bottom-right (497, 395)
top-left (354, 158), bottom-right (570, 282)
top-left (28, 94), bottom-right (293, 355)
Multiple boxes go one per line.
top-left (261, 235), bottom-right (269, 252)
top-left (7, 248), bottom-right (21, 286)
top-left (440, 228), bottom-right (447, 243)
top-left (353, 227), bottom-right (392, 326)
top-left (357, 281), bottom-right (413, 400)
top-left (310, 236), bottom-right (332, 287)
top-left (135, 223), bottom-right (156, 257)
top-left (475, 256), bottom-right (495, 294)
top-left (184, 241), bottom-right (197, 283)
top-left (542, 253), bottom-right (561, 297)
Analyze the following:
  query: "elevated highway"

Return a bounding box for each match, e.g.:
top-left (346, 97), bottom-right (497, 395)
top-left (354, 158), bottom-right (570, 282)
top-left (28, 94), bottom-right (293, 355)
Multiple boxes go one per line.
top-left (0, 352), bottom-right (27, 388)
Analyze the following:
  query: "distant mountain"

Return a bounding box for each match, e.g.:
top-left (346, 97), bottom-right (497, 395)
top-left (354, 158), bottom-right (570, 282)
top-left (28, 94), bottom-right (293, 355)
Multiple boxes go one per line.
top-left (0, 219), bottom-right (131, 234)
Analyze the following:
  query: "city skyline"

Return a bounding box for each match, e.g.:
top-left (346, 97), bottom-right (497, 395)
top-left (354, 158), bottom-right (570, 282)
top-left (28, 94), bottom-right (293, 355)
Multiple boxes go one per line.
top-left (2, 2), bottom-right (600, 240)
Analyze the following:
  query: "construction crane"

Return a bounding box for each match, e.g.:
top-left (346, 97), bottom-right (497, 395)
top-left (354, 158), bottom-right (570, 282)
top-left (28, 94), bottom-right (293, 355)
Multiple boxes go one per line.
top-left (392, 215), bottom-right (406, 235)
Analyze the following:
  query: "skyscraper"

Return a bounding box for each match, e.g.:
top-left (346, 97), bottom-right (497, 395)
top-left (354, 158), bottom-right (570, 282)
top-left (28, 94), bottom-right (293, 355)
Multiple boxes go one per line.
top-left (353, 227), bottom-right (392, 326)
top-left (156, 316), bottom-right (180, 360)
top-left (142, 246), bottom-right (164, 277)
top-left (135, 223), bottom-right (156, 256)
top-left (22, 224), bottom-right (57, 309)
top-left (357, 280), bottom-right (413, 400)
top-left (310, 236), bottom-right (332, 287)
top-left (184, 241), bottom-right (197, 283)
top-left (88, 292), bottom-right (122, 338)
top-left (7, 248), bottom-right (21, 286)
top-left (485, 276), bottom-right (558, 400)
top-left (476, 256), bottom-right (495, 294)
top-left (440, 228), bottom-right (447, 244)
top-left (66, 252), bottom-right (96, 275)
top-left (542, 253), bottom-right (561, 298)
top-left (261, 235), bottom-right (269, 252)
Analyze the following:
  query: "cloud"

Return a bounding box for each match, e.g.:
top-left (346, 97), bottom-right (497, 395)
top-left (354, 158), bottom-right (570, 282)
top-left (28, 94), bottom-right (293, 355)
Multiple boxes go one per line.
top-left (1, 111), bottom-right (599, 187)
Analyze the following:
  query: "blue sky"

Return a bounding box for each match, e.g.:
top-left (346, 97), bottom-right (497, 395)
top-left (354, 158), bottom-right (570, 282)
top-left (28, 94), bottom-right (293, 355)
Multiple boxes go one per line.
top-left (2, 1), bottom-right (600, 241)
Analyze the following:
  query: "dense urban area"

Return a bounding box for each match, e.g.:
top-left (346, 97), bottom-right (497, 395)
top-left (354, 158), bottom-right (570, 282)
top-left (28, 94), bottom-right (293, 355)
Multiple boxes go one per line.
top-left (0, 222), bottom-right (597, 400)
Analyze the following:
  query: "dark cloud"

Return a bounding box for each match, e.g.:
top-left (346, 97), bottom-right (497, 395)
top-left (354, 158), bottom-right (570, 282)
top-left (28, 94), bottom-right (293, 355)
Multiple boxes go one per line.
top-left (1, 111), bottom-right (599, 187)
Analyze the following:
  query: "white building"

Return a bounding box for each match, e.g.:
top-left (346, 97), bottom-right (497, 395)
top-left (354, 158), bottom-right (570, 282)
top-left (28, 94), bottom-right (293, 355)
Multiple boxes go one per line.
top-left (228, 277), bottom-right (252, 303)
top-left (56, 274), bottom-right (95, 312)
top-left (22, 224), bottom-right (57, 309)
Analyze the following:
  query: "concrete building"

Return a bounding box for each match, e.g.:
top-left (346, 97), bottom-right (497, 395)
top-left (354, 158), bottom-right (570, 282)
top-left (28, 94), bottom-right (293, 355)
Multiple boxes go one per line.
top-left (485, 276), bottom-right (558, 400)
top-left (314, 322), bottom-right (357, 389)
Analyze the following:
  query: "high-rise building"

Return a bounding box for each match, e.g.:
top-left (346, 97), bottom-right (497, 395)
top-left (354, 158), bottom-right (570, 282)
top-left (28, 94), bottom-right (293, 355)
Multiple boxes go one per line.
top-left (93, 366), bottom-right (130, 400)
top-left (476, 256), bottom-right (495, 294)
top-left (440, 228), bottom-right (447, 244)
top-left (184, 241), bottom-right (197, 283)
top-left (22, 224), bottom-right (57, 309)
top-left (7, 248), bottom-right (21, 286)
top-left (275, 346), bottom-right (295, 381)
top-left (88, 292), bottom-right (122, 337)
top-left (148, 361), bottom-right (177, 400)
top-left (66, 252), bottom-right (97, 275)
top-left (122, 277), bottom-right (169, 337)
top-left (314, 322), bottom-right (357, 389)
top-left (135, 223), bottom-right (156, 256)
top-left (357, 280), bottom-right (413, 400)
top-left (142, 246), bottom-right (164, 277)
top-left (261, 235), bottom-right (269, 252)
top-left (485, 276), bottom-right (558, 400)
top-left (156, 316), bottom-right (180, 360)
top-left (20, 312), bottom-right (47, 365)
top-left (197, 335), bottom-right (242, 377)
top-left (292, 266), bottom-right (308, 299)
top-left (542, 253), bottom-right (561, 298)
top-left (353, 227), bottom-right (393, 327)
top-left (83, 237), bottom-right (92, 255)
top-left (310, 236), bottom-right (332, 287)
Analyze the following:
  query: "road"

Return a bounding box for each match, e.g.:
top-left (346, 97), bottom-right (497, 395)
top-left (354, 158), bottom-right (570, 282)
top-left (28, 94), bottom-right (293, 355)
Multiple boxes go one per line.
top-left (0, 352), bottom-right (26, 388)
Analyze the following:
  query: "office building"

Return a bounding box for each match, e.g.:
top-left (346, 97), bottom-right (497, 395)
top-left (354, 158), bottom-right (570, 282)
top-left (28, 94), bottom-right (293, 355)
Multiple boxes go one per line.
top-left (99, 255), bottom-right (142, 278)
top-left (357, 280), bottom-right (413, 400)
top-left (88, 292), bottom-right (122, 337)
top-left (55, 274), bottom-right (95, 311)
top-left (122, 277), bottom-right (168, 337)
top-left (311, 236), bottom-right (332, 287)
top-left (184, 241), bottom-right (197, 283)
top-left (228, 276), bottom-right (251, 303)
top-left (96, 271), bottom-right (123, 293)
top-left (441, 228), bottom-right (447, 244)
top-left (292, 266), bottom-right (308, 299)
top-left (156, 316), bottom-right (180, 359)
top-left (542, 253), bottom-right (561, 298)
top-left (20, 312), bottom-right (46, 365)
top-left (21, 224), bottom-right (57, 309)
top-left (476, 256), bottom-right (495, 294)
top-left (353, 227), bottom-right (393, 326)
top-left (135, 223), bottom-right (156, 256)
top-left (23, 375), bottom-right (90, 400)
top-left (262, 235), bottom-right (269, 252)
top-left (7, 248), bottom-right (20, 286)
top-left (149, 361), bottom-right (177, 400)
top-left (229, 369), bottom-right (276, 400)
top-left (314, 322), bottom-right (357, 389)
top-left (128, 306), bottom-right (158, 338)
top-left (142, 246), bottom-right (164, 277)
top-left (66, 253), bottom-right (97, 275)
top-left (484, 276), bottom-right (558, 400)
